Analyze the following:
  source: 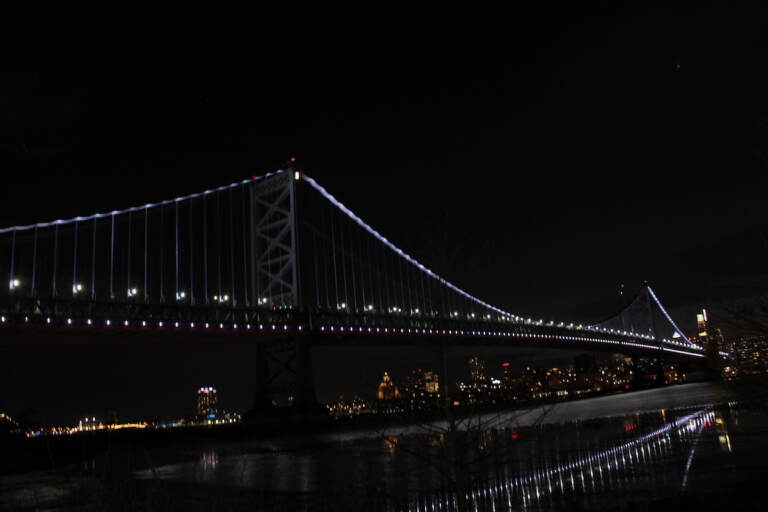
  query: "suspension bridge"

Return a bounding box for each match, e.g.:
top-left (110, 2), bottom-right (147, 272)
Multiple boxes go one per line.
top-left (0, 168), bottom-right (705, 407)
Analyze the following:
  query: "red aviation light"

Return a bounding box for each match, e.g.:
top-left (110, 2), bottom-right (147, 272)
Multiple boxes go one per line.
top-left (502, 362), bottom-right (510, 367)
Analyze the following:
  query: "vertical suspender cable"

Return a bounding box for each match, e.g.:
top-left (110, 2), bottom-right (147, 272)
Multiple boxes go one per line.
top-left (369, 232), bottom-right (381, 311)
top-left (418, 262), bottom-right (427, 315)
top-left (397, 248), bottom-right (406, 310)
top-left (189, 198), bottom-right (195, 305)
top-left (203, 195), bottom-right (208, 304)
top-left (31, 227), bottom-right (38, 297)
top-left (338, 205), bottom-right (348, 308)
top-left (348, 215), bottom-right (357, 312)
top-left (72, 221), bottom-right (78, 296)
top-left (159, 206), bottom-right (164, 303)
top-left (249, 184), bottom-right (260, 308)
top-left (91, 218), bottom-right (97, 300)
top-left (321, 193), bottom-right (330, 310)
top-left (312, 193), bottom-right (321, 308)
top-left (329, 199), bottom-right (339, 309)
top-left (9, 230), bottom-right (16, 293)
top-left (229, 188), bottom-right (236, 307)
top-left (382, 238), bottom-right (390, 311)
top-left (109, 214), bottom-right (115, 299)
top-left (175, 201), bottom-right (179, 301)
top-left (356, 217), bottom-right (367, 311)
top-left (241, 185), bottom-right (249, 307)
top-left (216, 192), bottom-right (222, 302)
top-left (405, 257), bottom-right (413, 313)
top-left (144, 207), bottom-right (148, 301)
top-left (52, 224), bottom-right (59, 298)
top-left (126, 211), bottom-right (132, 295)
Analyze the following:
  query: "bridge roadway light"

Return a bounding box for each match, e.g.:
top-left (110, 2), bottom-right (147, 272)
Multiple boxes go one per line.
top-left (9, 279), bottom-right (20, 291)
top-left (176, 291), bottom-right (186, 301)
top-left (72, 283), bottom-right (84, 294)
top-left (127, 288), bottom-right (139, 298)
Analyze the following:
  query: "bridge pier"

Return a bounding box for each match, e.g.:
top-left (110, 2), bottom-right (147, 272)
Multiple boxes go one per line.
top-left (293, 335), bottom-right (323, 413)
top-left (250, 344), bottom-right (274, 413)
top-left (247, 334), bottom-right (323, 421)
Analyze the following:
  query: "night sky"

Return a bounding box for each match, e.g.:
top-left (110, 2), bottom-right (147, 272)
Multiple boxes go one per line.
top-left (2, 9), bottom-right (768, 425)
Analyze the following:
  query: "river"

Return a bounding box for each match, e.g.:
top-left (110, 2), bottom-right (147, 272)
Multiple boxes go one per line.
top-left (3, 381), bottom-right (766, 511)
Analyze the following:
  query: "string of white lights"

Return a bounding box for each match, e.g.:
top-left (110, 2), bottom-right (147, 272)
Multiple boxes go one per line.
top-left (646, 286), bottom-right (694, 345)
top-left (0, 172), bottom-right (280, 234)
top-left (301, 174), bottom-right (522, 322)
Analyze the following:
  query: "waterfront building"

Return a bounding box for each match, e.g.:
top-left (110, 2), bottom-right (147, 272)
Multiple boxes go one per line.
top-left (468, 357), bottom-right (488, 384)
top-left (197, 387), bottom-right (218, 418)
top-left (376, 372), bottom-right (400, 401)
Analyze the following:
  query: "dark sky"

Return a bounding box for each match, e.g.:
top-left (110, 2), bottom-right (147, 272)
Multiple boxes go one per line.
top-left (2, 9), bottom-right (768, 424)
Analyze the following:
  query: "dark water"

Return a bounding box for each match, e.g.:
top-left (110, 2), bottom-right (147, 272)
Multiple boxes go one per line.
top-left (132, 385), bottom-right (766, 511)
top-left (4, 383), bottom-right (768, 511)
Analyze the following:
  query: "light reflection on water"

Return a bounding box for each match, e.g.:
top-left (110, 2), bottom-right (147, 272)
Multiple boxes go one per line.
top-left (138, 402), bottom-right (755, 511)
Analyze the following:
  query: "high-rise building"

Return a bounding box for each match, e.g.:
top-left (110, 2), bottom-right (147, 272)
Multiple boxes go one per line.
top-left (376, 372), bottom-right (400, 401)
top-left (424, 370), bottom-right (440, 394)
top-left (197, 387), bottom-right (218, 417)
top-left (697, 309), bottom-right (709, 341)
top-left (468, 357), bottom-right (487, 384)
top-left (697, 308), bottom-right (725, 377)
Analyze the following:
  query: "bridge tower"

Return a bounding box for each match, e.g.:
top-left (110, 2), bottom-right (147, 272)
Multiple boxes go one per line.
top-left (249, 166), bottom-right (320, 415)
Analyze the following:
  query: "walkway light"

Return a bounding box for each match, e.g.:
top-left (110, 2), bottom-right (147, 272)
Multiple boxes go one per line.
top-left (176, 291), bottom-right (186, 300)
top-left (9, 279), bottom-right (19, 291)
top-left (72, 283), bottom-right (84, 294)
top-left (127, 288), bottom-right (138, 298)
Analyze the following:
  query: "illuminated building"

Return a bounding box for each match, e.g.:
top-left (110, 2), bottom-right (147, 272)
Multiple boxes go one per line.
top-left (197, 387), bottom-right (218, 417)
top-left (468, 357), bottom-right (487, 384)
top-left (376, 372), bottom-right (400, 401)
top-left (424, 371), bottom-right (439, 394)
top-left (697, 308), bottom-right (726, 376)
top-left (400, 369), bottom-right (441, 410)
top-left (501, 362), bottom-right (513, 386)
top-left (697, 309), bottom-right (709, 340)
